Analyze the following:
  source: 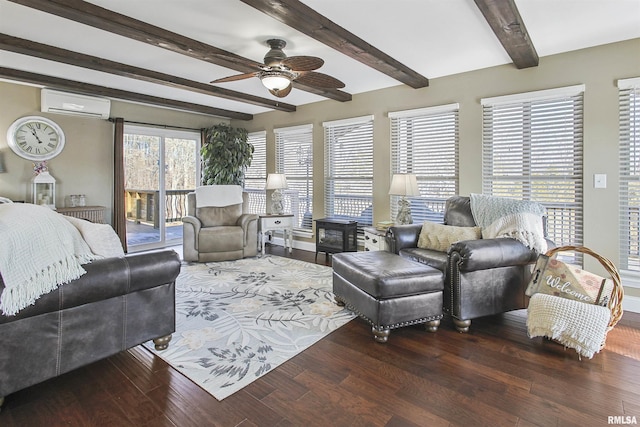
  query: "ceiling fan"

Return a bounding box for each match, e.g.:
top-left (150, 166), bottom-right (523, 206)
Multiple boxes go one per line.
top-left (210, 39), bottom-right (345, 98)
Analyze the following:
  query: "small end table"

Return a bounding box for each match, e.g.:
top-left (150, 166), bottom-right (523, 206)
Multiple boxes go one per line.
top-left (314, 217), bottom-right (358, 262)
top-left (363, 226), bottom-right (390, 252)
top-left (259, 214), bottom-right (294, 255)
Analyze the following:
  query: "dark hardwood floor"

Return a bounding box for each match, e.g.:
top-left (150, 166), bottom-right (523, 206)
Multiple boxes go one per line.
top-left (2, 245), bottom-right (639, 426)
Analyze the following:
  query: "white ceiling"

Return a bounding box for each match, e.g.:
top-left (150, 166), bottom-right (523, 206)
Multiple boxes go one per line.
top-left (1, 0), bottom-right (639, 117)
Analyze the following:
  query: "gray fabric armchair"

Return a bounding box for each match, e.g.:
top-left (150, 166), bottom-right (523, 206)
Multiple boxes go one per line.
top-left (182, 186), bottom-right (259, 262)
top-left (388, 196), bottom-right (553, 333)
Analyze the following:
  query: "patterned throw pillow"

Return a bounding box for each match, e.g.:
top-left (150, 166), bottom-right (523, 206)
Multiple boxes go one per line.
top-left (417, 221), bottom-right (482, 252)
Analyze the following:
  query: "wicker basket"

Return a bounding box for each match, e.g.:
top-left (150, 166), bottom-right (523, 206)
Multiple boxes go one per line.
top-left (545, 245), bottom-right (624, 329)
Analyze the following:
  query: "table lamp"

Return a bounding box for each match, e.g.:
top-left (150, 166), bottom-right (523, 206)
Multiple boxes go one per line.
top-left (265, 173), bottom-right (288, 214)
top-left (389, 173), bottom-right (420, 224)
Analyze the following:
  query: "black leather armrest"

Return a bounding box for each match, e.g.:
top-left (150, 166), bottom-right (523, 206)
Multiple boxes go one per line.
top-left (126, 250), bottom-right (181, 293)
top-left (448, 238), bottom-right (539, 272)
top-left (387, 224), bottom-right (423, 254)
top-left (0, 250), bottom-right (181, 322)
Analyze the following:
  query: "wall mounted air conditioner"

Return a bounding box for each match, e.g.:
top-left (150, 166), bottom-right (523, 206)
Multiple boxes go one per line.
top-left (41, 89), bottom-right (111, 119)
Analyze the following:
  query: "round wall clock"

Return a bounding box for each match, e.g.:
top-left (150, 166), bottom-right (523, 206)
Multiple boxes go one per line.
top-left (6, 116), bottom-right (66, 161)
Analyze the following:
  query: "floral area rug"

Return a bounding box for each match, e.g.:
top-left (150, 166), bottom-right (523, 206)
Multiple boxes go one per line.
top-left (143, 255), bottom-right (356, 400)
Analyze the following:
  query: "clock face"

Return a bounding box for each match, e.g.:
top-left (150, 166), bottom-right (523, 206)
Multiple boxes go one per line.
top-left (7, 116), bottom-right (65, 161)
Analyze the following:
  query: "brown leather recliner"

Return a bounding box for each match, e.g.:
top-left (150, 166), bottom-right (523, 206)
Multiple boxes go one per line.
top-left (388, 196), bottom-right (553, 333)
top-left (182, 185), bottom-right (259, 262)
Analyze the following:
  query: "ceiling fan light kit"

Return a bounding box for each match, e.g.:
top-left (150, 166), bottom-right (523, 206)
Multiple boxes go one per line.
top-left (260, 71), bottom-right (294, 91)
top-left (211, 38), bottom-right (344, 98)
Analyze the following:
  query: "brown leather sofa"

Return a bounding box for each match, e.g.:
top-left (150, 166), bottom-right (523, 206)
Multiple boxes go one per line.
top-left (388, 196), bottom-right (552, 333)
top-left (0, 250), bottom-right (181, 409)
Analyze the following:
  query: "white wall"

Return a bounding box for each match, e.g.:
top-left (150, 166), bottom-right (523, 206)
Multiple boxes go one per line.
top-left (0, 82), bottom-right (227, 223)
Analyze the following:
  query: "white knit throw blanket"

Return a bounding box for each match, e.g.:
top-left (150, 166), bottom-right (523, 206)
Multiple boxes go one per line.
top-left (527, 293), bottom-right (611, 359)
top-left (195, 185), bottom-right (243, 207)
top-left (0, 204), bottom-right (97, 316)
top-left (470, 193), bottom-right (547, 253)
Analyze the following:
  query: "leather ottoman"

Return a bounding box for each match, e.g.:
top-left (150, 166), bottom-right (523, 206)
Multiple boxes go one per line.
top-left (332, 251), bottom-right (444, 343)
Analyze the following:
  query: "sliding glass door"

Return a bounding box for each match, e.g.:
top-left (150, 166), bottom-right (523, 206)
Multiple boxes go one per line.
top-left (123, 125), bottom-right (200, 251)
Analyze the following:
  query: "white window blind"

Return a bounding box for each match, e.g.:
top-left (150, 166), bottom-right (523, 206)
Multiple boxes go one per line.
top-left (390, 104), bottom-right (459, 223)
top-left (619, 77), bottom-right (640, 272)
top-left (323, 115), bottom-right (374, 228)
top-left (275, 124), bottom-right (313, 230)
top-left (481, 86), bottom-right (584, 264)
top-left (244, 131), bottom-right (266, 214)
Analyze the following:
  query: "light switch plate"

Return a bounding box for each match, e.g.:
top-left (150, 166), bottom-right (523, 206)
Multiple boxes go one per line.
top-left (594, 174), bottom-right (607, 189)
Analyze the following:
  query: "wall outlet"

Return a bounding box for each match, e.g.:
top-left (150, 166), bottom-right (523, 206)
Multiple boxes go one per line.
top-left (594, 173), bottom-right (607, 189)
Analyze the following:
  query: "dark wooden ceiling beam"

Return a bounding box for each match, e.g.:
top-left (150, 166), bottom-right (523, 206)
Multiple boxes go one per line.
top-left (0, 67), bottom-right (253, 121)
top-left (0, 34), bottom-right (296, 112)
top-left (473, 0), bottom-right (539, 69)
top-left (7, 0), bottom-right (261, 70)
top-left (240, 0), bottom-right (429, 89)
top-left (7, 0), bottom-right (351, 102)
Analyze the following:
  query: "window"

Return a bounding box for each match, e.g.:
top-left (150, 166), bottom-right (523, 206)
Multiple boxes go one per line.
top-left (619, 77), bottom-right (640, 275)
top-left (244, 131), bottom-right (267, 214)
top-left (323, 115), bottom-right (374, 229)
top-left (481, 85), bottom-right (584, 264)
top-left (389, 104), bottom-right (459, 223)
top-left (275, 124), bottom-right (313, 230)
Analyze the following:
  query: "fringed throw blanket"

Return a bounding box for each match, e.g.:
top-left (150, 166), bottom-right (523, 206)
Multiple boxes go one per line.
top-left (470, 193), bottom-right (547, 253)
top-left (0, 204), bottom-right (98, 316)
top-left (527, 293), bottom-right (611, 359)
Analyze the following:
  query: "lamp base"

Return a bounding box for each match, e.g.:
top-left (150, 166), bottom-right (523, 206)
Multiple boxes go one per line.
top-left (271, 190), bottom-right (284, 215)
top-left (395, 197), bottom-right (413, 225)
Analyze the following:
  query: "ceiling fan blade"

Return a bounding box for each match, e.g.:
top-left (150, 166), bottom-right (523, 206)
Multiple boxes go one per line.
top-left (296, 71), bottom-right (345, 89)
top-left (269, 84), bottom-right (292, 98)
top-left (281, 56), bottom-right (324, 71)
top-left (210, 72), bottom-right (257, 84)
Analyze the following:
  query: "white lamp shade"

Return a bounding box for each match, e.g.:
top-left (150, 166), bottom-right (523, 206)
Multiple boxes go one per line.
top-left (265, 173), bottom-right (288, 190)
top-left (389, 174), bottom-right (420, 196)
top-left (261, 75), bottom-right (291, 91)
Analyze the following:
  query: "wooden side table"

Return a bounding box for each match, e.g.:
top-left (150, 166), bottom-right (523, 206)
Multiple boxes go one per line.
top-left (363, 226), bottom-right (390, 252)
top-left (258, 214), bottom-right (294, 255)
top-left (57, 206), bottom-right (106, 224)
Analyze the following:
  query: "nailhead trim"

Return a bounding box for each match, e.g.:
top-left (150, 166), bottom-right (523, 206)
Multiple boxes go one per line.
top-left (336, 296), bottom-right (443, 330)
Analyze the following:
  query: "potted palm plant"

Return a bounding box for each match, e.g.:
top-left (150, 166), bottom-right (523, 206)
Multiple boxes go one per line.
top-left (201, 123), bottom-right (253, 186)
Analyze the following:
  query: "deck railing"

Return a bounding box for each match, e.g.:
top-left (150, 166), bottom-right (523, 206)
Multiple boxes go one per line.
top-left (244, 188), bottom-right (306, 227)
top-left (125, 189), bottom-right (192, 228)
top-left (125, 190), bottom-right (584, 258)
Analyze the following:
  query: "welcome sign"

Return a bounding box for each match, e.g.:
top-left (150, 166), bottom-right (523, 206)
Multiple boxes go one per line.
top-left (526, 255), bottom-right (614, 307)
